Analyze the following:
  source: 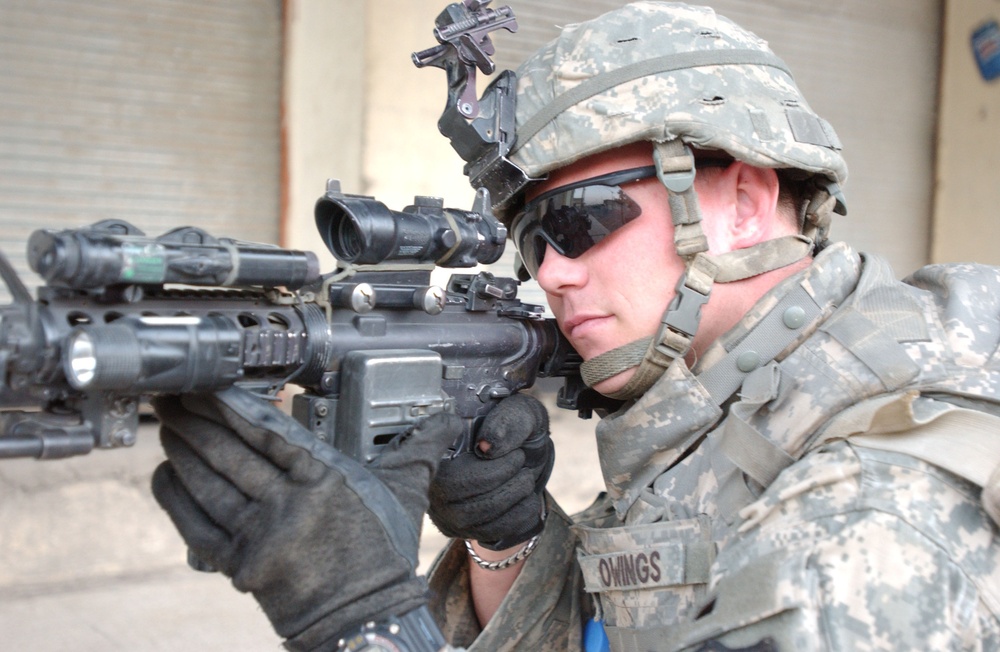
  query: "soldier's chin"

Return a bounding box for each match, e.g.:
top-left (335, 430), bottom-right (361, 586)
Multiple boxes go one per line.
top-left (592, 367), bottom-right (636, 397)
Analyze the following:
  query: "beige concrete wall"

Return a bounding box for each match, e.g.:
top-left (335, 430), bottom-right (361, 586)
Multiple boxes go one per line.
top-left (281, 0), bottom-right (366, 271)
top-left (933, 0), bottom-right (1000, 264)
top-left (363, 2), bottom-right (475, 211)
top-left (281, 0), bottom-right (475, 270)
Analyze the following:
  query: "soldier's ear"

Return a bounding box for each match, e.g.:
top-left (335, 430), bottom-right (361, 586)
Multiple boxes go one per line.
top-left (735, 163), bottom-right (781, 247)
top-left (702, 162), bottom-right (781, 253)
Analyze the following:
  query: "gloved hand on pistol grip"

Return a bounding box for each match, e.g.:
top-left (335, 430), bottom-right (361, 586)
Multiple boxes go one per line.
top-left (428, 393), bottom-right (554, 551)
top-left (149, 387), bottom-right (462, 651)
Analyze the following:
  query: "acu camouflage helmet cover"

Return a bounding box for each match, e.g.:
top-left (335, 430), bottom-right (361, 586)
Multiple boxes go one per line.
top-left (499, 1), bottom-right (848, 222)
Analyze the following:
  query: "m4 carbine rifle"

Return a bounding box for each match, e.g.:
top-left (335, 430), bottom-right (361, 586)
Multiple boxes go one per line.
top-left (0, 181), bottom-right (605, 462)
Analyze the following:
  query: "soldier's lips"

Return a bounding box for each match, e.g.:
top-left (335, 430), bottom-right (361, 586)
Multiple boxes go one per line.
top-left (562, 313), bottom-right (613, 344)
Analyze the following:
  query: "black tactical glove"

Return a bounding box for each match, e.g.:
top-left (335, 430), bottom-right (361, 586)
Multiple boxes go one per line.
top-left (150, 387), bottom-right (460, 651)
top-left (428, 393), bottom-right (554, 551)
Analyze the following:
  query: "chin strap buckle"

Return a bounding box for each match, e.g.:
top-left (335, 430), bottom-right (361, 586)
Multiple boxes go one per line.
top-left (654, 272), bottom-right (710, 360)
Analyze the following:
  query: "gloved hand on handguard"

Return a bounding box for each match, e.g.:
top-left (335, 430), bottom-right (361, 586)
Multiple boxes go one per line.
top-left (151, 387), bottom-right (461, 651)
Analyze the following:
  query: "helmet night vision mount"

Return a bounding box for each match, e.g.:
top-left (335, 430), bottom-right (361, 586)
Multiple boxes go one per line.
top-left (412, 0), bottom-right (538, 215)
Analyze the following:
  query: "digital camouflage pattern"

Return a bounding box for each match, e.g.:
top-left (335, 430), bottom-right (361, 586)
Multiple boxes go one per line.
top-left (506, 2), bottom-right (847, 213)
top-left (580, 242), bottom-right (1000, 650)
top-left (501, 1), bottom-right (850, 401)
top-left (427, 497), bottom-right (588, 651)
top-left (427, 242), bottom-right (1000, 650)
top-left (426, 2), bottom-right (998, 649)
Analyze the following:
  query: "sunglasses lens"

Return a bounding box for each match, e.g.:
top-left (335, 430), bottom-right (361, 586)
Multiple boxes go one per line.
top-left (514, 184), bottom-right (643, 278)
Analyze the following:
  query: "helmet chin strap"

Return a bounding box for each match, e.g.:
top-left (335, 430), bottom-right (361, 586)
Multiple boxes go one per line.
top-left (579, 139), bottom-right (816, 401)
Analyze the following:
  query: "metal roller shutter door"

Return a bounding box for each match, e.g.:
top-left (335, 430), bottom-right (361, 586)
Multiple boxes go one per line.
top-left (0, 0), bottom-right (283, 294)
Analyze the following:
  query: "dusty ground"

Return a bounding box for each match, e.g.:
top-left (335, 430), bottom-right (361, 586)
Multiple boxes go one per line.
top-left (0, 388), bottom-right (604, 650)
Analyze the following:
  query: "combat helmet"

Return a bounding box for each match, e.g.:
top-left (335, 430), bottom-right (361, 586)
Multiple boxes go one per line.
top-left (429, 1), bottom-right (849, 399)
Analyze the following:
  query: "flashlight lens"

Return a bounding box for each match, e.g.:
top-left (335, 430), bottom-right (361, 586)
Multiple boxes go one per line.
top-left (66, 331), bottom-right (97, 388)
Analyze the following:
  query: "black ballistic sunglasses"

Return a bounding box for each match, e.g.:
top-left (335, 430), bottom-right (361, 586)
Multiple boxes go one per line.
top-left (511, 159), bottom-right (730, 279)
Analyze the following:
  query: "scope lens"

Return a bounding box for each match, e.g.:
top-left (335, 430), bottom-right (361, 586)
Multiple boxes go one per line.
top-left (335, 216), bottom-right (363, 262)
top-left (65, 331), bottom-right (97, 389)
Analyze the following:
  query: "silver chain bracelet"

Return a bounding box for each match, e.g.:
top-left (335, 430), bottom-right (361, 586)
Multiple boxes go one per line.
top-left (464, 534), bottom-right (540, 571)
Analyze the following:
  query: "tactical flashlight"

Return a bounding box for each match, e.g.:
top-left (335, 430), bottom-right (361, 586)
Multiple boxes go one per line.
top-left (62, 315), bottom-right (243, 393)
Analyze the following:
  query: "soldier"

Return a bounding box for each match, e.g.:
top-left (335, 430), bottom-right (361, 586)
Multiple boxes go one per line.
top-left (152, 2), bottom-right (1000, 651)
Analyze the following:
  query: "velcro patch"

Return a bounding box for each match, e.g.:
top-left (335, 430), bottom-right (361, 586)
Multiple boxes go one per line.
top-left (786, 108), bottom-right (842, 150)
top-left (578, 542), bottom-right (713, 592)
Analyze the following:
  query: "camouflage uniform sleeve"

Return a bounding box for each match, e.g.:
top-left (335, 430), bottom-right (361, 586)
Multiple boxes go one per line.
top-left (426, 493), bottom-right (590, 651)
top-left (660, 441), bottom-right (1000, 651)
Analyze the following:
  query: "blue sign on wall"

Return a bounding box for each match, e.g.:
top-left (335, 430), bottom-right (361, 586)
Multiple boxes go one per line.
top-left (972, 19), bottom-right (1000, 81)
